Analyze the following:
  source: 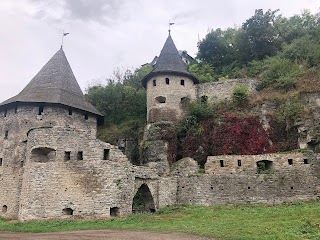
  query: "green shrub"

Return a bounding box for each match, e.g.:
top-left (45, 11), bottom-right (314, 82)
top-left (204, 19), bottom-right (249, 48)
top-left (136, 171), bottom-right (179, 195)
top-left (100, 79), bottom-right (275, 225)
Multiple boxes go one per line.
top-left (232, 85), bottom-right (250, 105)
top-left (275, 97), bottom-right (304, 122)
top-left (256, 56), bottom-right (300, 91)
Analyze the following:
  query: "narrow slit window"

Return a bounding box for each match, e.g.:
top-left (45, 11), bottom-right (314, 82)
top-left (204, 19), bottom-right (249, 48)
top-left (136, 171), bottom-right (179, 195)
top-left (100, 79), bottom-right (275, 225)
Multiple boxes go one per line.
top-left (237, 160), bottom-right (241, 166)
top-left (14, 106), bottom-right (18, 113)
top-left (4, 110), bottom-right (7, 117)
top-left (4, 131), bottom-right (8, 139)
top-left (0, 158), bottom-right (2, 166)
top-left (288, 159), bottom-right (293, 165)
top-left (84, 114), bottom-right (88, 120)
top-left (220, 160), bottom-right (224, 167)
top-left (64, 151), bottom-right (71, 161)
top-left (103, 149), bottom-right (110, 160)
top-left (77, 151), bottom-right (83, 160)
top-left (153, 79), bottom-right (156, 86)
top-left (38, 106), bottom-right (44, 115)
top-left (165, 78), bottom-right (170, 85)
top-left (68, 109), bottom-right (72, 115)
top-left (180, 79), bottom-right (185, 86)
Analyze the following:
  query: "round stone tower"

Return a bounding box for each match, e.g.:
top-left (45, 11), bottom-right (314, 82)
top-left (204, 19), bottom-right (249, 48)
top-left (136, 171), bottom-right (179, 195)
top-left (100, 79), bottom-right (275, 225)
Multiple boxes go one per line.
top-left (0, 48), bottom-right (103, 219)
top-left (142, 34), bottom-right (199, 123)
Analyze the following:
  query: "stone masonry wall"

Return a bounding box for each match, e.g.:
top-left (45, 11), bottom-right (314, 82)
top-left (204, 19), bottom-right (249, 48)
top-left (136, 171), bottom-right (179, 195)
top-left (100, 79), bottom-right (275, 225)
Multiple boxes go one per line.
top-left (146, 74), bottom-right (197, 123)
top-left (19, 127), bottom-right (132, 220)
top-left (0, 105), bottom-right (98, 219)
top-left (196, 79), bottom-right (257, 104)
top-left (176, 153), bottom-right (320, 206)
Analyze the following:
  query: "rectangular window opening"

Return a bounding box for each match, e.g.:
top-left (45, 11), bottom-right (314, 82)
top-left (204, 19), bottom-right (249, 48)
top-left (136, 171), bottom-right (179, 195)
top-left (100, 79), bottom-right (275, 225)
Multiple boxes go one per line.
top-left (77, 151), bottom-right (83, 160)
top-left (38, 106), bottom-right (44, 115)
top-left (180, 79), bottom-right (185, 86)
top-left (103, 149), bottom-right (110, 160)
top-left (220, 160), bottom-right (224, 167)
top-left (237, 160), bottom-right (242, 167)
top-left (288, 159), bottom-right (293, 165)
top-left (68, 109), bottom-right (72, 115)
top-left (4, 131), bottom-right (8, 139)
top-left (304, 159), bottom-right (309, 164)
top-left (84, 114), bottom-right (88, 120)
top-left (153, 79), bottom-right (156, 87)
top-left (15, 106), bottom-right (18, 113)
top-left (165, 78), bottom-right (170, 84)
top-left (64, 151), bottom-right (71, 161)
top-left (4, 110), bottom-right (7, 117)
top-left (0, 158), bottom-right (2, 166)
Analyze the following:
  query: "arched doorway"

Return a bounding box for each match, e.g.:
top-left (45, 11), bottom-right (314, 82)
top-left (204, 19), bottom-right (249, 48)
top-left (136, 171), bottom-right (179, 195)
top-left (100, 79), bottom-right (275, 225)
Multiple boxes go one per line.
top-left (132, 184), bottom-right (156, 213)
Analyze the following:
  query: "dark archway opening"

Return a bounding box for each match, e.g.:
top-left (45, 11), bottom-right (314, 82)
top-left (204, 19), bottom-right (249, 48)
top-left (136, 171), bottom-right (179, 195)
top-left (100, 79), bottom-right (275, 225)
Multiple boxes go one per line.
top-left (132, 184), bottom-right (156, 214)
top-left (257, 160), bottom-right (273, 174)
top-left (110, 207), bottom-right (120, 217)
top-left (31, 147), bottom-right (56, 163)
top-left (62, 208), bottom-right (73, 215)
top-left (2, 205), bottom-right (7, 213)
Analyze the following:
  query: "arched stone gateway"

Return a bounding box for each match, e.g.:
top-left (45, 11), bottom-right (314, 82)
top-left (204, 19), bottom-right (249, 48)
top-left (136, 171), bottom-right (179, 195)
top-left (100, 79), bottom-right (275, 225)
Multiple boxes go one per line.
top-left (132, 184), bottom-right (156, 214)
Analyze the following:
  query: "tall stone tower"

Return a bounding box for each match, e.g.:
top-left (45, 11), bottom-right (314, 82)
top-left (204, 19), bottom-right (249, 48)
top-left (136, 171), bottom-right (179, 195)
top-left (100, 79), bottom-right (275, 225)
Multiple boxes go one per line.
top-left (142, 34), bottom-right (199, 123)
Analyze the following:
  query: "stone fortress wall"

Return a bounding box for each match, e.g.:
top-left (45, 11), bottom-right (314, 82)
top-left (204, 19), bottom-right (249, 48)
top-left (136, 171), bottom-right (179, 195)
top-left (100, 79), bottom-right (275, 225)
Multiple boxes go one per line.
top-left (1, 33), bottom-right (320, 221)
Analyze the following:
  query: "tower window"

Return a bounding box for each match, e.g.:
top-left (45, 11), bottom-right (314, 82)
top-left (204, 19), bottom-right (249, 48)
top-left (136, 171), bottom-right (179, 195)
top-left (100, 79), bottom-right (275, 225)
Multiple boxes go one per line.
top-left (155, 96), bottom-right (166, 104)
top-left (180, 79), bottom-right (185, 86)
top-left (38, 106), bottom-right (44, 115)
top-left (14, 106), bottom-right (18, 113)
top-left (288, 159), bottom-right (293, 165)
top-left (4, 131), bottom-right (8, 139)
top-left (64, 151), bottom-right (71, 161)
top-left (4, 110), bottom-right (7, 117)
top-left (304, 159), bottom-right (309, 164)
top-left (77, 151), bottom-right (83, 160)
top-left (0, 158), bottom-right (2, 166)
top-left (68, 109), bottom-right (72, 115)
top-left (153, 79), bottom-right (156, 86)
top-left (103, 149), bottom-right (110, 160)
top-left (165, 78), bottom-right (170, 85)
top-left (84, 114), bottom-right (88, 120)
top-left (237, 160), bottom-right (242, 166)
top-left (220, 160), bottom-right (224, 167)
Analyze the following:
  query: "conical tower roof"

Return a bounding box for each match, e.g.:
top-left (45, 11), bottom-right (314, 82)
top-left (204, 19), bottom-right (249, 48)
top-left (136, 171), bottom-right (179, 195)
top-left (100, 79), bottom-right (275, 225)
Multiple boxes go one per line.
top-left (142, 34), bottom-right (198, 88)
top-left (0, 48), bottom-right (102, 116)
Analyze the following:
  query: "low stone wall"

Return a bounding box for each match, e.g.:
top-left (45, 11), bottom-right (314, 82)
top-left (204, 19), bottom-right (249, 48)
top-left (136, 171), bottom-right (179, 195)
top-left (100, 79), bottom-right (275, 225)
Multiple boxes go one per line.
top-left (196, 79), bottom-right (257, 104)
top-left (205, 153), bottom-right (313, 175)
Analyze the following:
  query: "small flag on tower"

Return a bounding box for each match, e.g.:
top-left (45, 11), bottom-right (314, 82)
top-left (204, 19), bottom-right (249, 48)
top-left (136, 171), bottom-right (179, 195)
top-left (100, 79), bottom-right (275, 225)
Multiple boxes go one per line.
top-left (63, 32), bottom-right (70, 36)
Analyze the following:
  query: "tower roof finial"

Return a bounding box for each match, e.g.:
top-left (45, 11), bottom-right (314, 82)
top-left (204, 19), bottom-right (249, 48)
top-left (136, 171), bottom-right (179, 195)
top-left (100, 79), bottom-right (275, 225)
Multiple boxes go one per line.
top-left (169, 21), bottom-right (174, 35)
top-left (61, 30), bottom-right (70, 48)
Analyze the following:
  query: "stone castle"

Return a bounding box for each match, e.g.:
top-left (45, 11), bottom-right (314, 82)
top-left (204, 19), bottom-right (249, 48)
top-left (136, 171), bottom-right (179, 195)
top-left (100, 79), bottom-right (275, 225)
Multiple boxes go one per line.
top-left (0, 34), bottom-right (319, 221)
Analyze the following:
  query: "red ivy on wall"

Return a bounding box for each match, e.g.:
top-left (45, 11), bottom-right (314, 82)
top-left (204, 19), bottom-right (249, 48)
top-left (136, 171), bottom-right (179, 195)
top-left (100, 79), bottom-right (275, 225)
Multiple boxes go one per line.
top-left (211, 114), bottom-right (278, 155)
top-left (181, 114), bottom-right (284, 165)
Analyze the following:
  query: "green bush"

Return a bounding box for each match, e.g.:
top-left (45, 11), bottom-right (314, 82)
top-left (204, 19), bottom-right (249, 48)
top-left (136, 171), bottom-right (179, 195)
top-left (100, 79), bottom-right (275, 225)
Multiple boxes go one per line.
top-left (232, 85), bottom-right (250, 105)
top-left (256, 56), bottom-right (300, 91)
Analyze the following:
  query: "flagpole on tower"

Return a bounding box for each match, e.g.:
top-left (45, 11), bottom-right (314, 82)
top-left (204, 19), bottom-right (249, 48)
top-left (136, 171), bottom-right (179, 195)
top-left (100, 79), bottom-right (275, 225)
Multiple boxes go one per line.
top-left (61, 30), bottom-right (70, 48)
top-left (169, 20), bottom-right (175, 35)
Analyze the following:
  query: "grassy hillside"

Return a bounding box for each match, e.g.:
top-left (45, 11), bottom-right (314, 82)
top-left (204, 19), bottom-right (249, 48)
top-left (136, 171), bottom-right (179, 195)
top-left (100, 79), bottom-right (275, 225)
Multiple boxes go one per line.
top-left (1, 202), bottom-right (320, 239)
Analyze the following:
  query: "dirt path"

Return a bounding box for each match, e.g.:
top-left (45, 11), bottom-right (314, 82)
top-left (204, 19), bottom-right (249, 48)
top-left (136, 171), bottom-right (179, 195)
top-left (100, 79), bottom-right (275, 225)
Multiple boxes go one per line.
top-left (0, 230), bottom-right (214, 240)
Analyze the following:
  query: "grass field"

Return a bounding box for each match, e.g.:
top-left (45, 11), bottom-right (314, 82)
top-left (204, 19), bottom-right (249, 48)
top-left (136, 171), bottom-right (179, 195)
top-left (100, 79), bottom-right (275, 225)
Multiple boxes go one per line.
top-left (1, 201), bottom-right (320, 239)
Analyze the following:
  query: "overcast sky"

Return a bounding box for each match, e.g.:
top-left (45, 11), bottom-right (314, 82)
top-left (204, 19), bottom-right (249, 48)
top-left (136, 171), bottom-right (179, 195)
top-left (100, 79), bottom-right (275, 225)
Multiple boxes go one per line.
top-left (0, 0), bottom-right (319, 102)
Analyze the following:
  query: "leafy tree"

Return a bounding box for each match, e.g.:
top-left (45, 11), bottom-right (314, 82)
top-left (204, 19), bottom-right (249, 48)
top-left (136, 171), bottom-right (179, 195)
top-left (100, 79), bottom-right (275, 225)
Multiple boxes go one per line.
top-left (241, 9), bottom-right (282, 61)
top-left (188, 63), bottom-right (217, 82)
top-left (197, 28), bottom-right (239, 73)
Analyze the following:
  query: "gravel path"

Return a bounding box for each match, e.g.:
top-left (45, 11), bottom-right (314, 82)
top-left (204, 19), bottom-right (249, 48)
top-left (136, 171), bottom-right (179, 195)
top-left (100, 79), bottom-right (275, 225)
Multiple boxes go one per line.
top-left (0, 230), bottom-right (214, 240)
